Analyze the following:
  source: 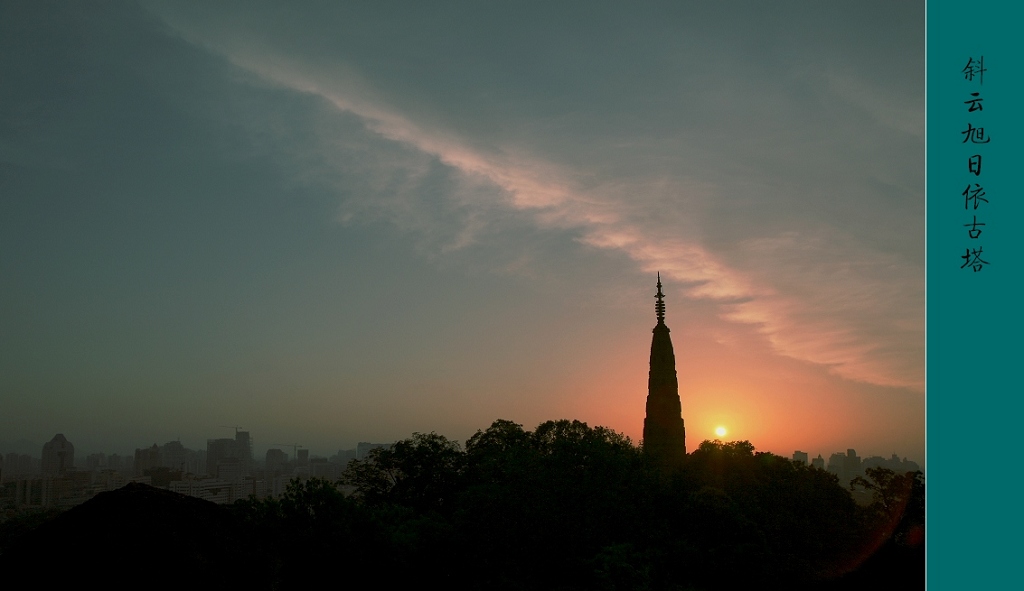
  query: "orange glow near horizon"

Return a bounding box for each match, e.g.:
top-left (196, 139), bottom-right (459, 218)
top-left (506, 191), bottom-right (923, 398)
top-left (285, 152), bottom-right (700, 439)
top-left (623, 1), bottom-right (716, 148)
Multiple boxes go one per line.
top-left (542, 304), bottom-right (922, 464)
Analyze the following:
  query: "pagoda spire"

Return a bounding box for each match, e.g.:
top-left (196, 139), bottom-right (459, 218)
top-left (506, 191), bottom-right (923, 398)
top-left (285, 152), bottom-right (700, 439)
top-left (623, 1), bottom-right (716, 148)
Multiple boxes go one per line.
top-left (655, 272), bottom-right (666, 324)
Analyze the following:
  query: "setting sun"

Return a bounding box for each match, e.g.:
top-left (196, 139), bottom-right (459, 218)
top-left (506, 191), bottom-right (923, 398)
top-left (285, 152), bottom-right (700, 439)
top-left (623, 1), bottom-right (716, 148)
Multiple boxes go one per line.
top-left (715, 426), bottom-right (727, 438)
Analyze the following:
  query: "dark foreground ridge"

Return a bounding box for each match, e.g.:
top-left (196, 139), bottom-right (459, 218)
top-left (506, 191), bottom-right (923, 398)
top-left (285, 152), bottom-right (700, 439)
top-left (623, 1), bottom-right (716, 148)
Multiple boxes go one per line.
top-left (0, 482), bottom-right (261, 588)
top-left (1, 421), bottom-right (923, 591)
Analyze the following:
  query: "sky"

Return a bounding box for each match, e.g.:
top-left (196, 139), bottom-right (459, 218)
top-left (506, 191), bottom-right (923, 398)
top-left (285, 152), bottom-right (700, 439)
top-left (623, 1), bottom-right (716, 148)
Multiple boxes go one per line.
top-left (0, 1), bottom-right (924, 463)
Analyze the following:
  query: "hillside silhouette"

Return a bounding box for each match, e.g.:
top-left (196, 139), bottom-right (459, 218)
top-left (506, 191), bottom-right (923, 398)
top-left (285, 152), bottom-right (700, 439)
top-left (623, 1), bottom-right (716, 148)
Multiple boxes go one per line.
top-left (0, 482), bottom-right (262, 589)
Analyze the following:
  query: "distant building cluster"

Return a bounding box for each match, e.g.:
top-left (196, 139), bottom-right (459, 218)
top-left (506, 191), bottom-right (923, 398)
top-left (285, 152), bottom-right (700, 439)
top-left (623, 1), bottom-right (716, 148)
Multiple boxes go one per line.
top-left (791, 448), bottom-right (921, 504)
top-left (1, 432), bottom-right (393, 511)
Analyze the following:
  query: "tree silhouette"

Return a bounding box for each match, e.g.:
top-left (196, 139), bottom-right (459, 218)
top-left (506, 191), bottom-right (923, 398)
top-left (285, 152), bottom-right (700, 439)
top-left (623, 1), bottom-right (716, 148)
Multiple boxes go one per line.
top-left (342, 431), bottom-right (464, 514)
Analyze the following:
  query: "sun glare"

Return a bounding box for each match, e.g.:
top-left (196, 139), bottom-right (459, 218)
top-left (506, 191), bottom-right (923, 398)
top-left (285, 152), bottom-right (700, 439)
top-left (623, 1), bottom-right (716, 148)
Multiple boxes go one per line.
top-left (714, 426), bottom-right (727, 438)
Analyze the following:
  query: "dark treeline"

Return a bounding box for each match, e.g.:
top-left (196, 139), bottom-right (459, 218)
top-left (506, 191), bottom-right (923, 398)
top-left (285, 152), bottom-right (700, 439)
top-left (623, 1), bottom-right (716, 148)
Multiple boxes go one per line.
top-left (0, 419), bottom-right (923, 590)
top-left (239, 419), bottom-right (922, 590)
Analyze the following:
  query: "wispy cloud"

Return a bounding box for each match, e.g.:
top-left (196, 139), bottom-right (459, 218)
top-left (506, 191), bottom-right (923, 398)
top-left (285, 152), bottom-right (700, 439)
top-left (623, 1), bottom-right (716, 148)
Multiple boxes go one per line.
top-left (155, 18), bottom-right (922, 392)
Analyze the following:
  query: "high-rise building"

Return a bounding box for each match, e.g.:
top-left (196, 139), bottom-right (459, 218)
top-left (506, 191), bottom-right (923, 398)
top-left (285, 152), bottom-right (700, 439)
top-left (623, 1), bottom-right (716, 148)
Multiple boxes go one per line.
top-left (217, 457), bottom-right (243, 483)
top-left (206, 438), bottom-right (236, 478)
top-left (826, 449), bottom-right (863, 485)
top-left (844, 449), bottom-right (863, 482)
top-left (161, 440), bottom-right (188, 471)
top-left (235, 431), bottom-right (252, 476)
top-left (265, 449), bottom-right (288, 476)
top-left (134, 444), bottom-right (162, 476)
top-left (643, 274), bottom-right (686, 469)
top-left (41, 434), bottom-right (75, 475)
top-left (827, 452), bottom-right (847, 478)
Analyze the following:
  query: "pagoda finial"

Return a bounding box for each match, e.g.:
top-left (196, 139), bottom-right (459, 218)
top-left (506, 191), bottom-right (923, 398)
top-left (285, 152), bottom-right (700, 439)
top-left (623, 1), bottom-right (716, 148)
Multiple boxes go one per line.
top-left (655, 273), bottom-right (666, 323)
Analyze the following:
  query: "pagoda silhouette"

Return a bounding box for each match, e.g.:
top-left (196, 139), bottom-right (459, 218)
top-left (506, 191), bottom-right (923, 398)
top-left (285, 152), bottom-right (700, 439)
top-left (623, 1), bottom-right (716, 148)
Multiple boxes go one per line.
top-left (643, 273), bottom-right (686, 468)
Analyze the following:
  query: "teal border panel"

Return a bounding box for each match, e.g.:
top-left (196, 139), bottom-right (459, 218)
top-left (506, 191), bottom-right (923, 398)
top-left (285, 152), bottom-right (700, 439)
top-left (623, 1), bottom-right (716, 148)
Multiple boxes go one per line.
top-left (927, 1), bottom-right (1023, 588)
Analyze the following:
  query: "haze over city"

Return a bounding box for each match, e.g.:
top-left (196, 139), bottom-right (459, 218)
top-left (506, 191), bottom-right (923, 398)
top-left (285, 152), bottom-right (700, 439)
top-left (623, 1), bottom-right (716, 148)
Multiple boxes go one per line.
top-left (1, 1), bottom-right (923, 464)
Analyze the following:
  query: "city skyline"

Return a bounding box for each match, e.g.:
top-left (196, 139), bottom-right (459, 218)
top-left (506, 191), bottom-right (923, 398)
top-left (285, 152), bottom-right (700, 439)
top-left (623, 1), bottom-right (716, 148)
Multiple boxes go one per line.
top-left (1, 2), bottom-right (924, 463)
top-left (1, 428), bottom-right (923, 470)
top-left (3, 429), bottom-right (921, 491)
